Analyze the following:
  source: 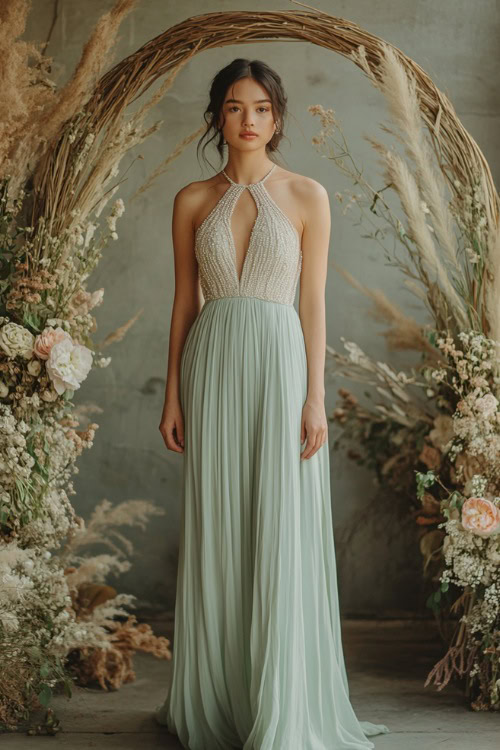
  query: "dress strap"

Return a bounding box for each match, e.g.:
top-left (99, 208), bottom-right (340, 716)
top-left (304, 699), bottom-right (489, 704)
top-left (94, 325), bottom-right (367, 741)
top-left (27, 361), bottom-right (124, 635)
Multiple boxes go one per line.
top-left (221, 163), bottom-right (276, 188)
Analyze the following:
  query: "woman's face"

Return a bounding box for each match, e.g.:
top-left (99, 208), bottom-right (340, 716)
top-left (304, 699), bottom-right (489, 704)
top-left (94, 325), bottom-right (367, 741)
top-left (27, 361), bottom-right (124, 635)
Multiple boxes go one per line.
top-left (218, 77), bottom-right (277, 151)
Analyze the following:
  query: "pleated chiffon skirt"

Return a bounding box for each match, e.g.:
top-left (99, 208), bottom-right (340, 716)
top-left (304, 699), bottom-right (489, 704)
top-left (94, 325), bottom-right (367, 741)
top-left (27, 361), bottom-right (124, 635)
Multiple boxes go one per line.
top-left (155, 295), bottom-right (390, 749)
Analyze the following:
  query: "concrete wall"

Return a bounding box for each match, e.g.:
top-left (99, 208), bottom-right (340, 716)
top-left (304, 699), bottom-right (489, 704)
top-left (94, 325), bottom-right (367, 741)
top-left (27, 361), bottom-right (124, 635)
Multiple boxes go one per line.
top-left (26, 1), bottom-right (500, 616)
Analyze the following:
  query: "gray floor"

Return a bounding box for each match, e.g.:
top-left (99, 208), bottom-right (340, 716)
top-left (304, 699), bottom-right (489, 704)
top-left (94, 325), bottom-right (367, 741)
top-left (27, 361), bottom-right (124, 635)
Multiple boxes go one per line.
top-left (3, 619), bottom-right (499, 748)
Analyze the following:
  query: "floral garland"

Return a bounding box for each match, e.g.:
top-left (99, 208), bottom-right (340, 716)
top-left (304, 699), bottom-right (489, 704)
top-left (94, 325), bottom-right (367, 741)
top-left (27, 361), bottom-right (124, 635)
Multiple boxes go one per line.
top-left (0, 0), bottom-right (194, 727)
top-left (309, 43), bottom-right (500, 709)
top-left (0, 176), bottom-right (170, 731)
top-left (419, 331), bottom-right (500, 709)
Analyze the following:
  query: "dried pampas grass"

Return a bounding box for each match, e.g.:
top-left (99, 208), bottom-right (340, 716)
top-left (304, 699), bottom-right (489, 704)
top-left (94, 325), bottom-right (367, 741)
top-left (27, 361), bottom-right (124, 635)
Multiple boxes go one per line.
top-left (0, 0), bottom-right (138, 194)
top-left (312, 35), bottom-right (498, 341)
top-left (62, 498), bottom-right (165, 562)
top-left (332, 261), bottom-right (442, 361)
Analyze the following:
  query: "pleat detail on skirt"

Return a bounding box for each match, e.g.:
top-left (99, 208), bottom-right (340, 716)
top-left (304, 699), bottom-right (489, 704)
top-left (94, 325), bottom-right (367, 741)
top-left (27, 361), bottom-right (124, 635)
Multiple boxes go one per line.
top-left (155, 296), bottom-right (390, 750)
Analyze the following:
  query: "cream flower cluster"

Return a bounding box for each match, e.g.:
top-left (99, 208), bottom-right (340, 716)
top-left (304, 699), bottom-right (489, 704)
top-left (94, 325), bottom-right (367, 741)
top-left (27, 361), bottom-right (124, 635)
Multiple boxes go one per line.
top-left (441, 511), bottom-right (500, 590)
top-left (440, 493), bottom-right (500, 643)
top-left (0, 175), bottom-right (127, 726)
top-left (0, 540), bottom-right (114, 657)
top-left (106, 198), bottom-right (125, 240)
top-left (16, 487), bottom-right (76, 550)
top-left (431, 331), bottom-right (500, 473)
top-left (424, 329), bottom-right (500, 697)
top-left (0, 405), bottom-right (34, 495)
top-left (0, 404), bottom-right (95, 536)
top-left (0, 320), bottom-right (94, 398)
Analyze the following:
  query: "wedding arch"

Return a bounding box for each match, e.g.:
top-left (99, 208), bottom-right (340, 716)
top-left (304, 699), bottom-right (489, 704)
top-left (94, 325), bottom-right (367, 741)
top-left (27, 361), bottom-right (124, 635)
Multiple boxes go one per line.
top-left (32, 6), bottom-right (498, 228)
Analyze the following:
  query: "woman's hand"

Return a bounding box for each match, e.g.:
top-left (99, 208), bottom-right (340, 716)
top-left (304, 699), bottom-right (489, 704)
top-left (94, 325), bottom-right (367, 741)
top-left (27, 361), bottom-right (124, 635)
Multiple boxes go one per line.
top-left (300, 397), bottom-right (328, 460)
top-left (159, 401), bottom-right (185, 453)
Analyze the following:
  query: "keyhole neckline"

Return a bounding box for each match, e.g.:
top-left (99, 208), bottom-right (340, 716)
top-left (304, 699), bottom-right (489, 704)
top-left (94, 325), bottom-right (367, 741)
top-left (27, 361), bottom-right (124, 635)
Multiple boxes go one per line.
top-left (221, 163), bottom-right (277, 188)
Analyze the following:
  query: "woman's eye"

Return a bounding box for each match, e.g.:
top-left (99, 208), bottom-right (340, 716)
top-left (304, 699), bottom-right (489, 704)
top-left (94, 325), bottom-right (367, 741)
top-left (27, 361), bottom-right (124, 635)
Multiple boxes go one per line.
top-left (227, 106), bottom-right (270, 113)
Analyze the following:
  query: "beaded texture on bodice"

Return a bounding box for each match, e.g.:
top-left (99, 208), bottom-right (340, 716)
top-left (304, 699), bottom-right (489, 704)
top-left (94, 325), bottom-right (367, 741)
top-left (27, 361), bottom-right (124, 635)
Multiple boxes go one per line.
top-left (195, 164), bottom-right (302, 306)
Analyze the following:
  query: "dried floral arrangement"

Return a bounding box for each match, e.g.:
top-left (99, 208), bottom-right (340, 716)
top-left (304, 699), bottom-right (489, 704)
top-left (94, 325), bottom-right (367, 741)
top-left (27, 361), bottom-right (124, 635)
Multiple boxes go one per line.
top-left (1, 0), bottom-right (498, 732)
top-left (0, 0), bottom-right (185, 732)
top-left (309, 43), bottom-right (500, 710)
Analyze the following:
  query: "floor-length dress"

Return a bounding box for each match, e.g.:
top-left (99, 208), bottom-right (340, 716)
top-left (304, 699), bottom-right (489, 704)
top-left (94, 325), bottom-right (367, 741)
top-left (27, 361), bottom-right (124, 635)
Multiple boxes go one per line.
top-left (155, 163), bottom-right (390, 749)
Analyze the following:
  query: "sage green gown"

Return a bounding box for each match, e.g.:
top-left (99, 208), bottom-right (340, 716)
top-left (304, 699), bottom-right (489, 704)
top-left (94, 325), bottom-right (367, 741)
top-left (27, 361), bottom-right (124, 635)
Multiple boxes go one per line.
top-left (155, 164), bottom-right (390, 749)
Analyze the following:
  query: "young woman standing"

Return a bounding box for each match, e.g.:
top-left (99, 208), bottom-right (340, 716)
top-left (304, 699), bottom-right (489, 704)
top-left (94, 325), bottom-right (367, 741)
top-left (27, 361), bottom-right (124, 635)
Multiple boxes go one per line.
top-left (156, 57), bottom-right (390, 750)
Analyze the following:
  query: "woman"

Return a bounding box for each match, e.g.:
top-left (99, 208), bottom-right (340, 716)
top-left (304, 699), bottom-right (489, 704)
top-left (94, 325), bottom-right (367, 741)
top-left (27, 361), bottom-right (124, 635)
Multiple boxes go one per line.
top-left (155, 57), bottom-right (390, 749)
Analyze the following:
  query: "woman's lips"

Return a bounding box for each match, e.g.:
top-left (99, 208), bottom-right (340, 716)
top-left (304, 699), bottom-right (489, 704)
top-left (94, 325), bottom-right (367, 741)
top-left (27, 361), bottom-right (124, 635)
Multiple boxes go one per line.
top-left (240, 133), bottom-right (258, 139)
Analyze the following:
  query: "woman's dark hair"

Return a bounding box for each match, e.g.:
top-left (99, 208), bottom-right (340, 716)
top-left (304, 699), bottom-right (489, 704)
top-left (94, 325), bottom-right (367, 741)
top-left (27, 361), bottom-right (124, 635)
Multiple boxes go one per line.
top-left (197, 58), bottom-right (288, 171)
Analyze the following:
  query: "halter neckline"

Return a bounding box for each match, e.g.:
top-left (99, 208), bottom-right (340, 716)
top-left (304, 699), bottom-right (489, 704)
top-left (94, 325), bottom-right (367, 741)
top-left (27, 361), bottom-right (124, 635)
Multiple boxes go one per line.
top-left (221, 163), bottom-right (277, 188)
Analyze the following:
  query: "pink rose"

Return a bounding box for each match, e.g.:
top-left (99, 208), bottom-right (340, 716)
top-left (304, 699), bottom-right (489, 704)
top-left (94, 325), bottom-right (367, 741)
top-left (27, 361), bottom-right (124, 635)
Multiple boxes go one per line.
top-left (461, 496), bottom-right (500, 537)
top-left (34, 326), bottom-right (69, 360)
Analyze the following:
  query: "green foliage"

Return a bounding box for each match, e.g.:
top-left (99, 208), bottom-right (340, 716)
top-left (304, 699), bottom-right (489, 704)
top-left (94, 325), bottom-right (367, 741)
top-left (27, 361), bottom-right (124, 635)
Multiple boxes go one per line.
top-left (415, 470), bottom-right (436, 499)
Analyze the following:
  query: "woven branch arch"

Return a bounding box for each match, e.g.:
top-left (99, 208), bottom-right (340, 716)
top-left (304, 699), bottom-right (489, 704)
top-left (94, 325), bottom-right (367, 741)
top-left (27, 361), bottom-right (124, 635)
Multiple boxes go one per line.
top-left (35, 6), bottom-right (499, 230)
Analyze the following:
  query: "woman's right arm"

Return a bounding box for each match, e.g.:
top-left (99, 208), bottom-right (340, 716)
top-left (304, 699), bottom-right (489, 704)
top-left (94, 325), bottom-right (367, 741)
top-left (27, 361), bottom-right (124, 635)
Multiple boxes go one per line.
top-left (159, 184), bottom-right (203, 454)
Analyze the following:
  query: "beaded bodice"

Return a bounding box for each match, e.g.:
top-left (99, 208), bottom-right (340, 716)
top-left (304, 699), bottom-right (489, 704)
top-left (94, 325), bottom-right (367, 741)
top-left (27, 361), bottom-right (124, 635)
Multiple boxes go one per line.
top-left (195, 163), bottom-right (302, 306)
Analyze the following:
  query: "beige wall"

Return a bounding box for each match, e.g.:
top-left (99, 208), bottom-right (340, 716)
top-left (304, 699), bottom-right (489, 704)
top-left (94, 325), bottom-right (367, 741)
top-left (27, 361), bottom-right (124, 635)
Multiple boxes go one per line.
top-left (26, 0), bottom-right (500, 616)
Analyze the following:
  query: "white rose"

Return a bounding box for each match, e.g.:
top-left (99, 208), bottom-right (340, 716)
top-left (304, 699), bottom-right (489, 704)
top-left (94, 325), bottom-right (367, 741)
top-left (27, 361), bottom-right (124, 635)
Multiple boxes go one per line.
top-left (46, 337), bottom-right (93, 395)
top-left (0, 323), bottom-right (35, 359)
top-left (27, 359), bottom-right (42, 376)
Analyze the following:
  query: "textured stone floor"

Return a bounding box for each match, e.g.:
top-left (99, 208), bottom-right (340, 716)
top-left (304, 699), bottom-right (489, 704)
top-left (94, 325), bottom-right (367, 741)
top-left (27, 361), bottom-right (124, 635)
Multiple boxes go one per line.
top-left (2, 619), bottom-right (499, 749)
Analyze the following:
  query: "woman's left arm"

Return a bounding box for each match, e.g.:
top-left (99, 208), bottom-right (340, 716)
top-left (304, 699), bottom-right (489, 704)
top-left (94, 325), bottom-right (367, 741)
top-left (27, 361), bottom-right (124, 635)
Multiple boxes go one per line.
top-left (297, 178), bottom-right (331, 461)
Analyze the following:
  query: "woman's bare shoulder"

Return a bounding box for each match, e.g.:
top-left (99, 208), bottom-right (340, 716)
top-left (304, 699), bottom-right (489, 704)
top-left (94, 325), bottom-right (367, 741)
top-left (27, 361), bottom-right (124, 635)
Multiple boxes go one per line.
top-left (172, 175), bottom-right (224, 226)
top-left (276, 167), bottom-right (328, 200)
top-left (175, 174), bottom-right (222, 201)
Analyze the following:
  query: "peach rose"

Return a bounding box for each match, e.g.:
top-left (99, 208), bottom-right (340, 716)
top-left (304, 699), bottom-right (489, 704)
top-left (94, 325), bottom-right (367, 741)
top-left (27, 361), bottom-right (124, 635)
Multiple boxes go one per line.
top-left (461, 496), bottom-right (500, 538)
top-left (34, 326), bottom-right (69, 360)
